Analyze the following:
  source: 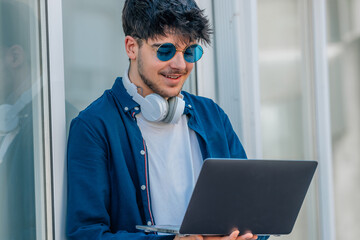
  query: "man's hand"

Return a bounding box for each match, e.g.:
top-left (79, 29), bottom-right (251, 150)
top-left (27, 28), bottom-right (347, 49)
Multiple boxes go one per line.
top-left (204, 230), bottom-right (257, 240)
top-left (174, 235), bottom-right (203, 240)
top-left (174, 230), bottom-right (258, 240)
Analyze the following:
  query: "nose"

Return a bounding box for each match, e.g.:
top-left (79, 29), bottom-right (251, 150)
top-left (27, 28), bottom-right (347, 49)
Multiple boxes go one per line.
top-left (169, 51), bottom-right (187, 70)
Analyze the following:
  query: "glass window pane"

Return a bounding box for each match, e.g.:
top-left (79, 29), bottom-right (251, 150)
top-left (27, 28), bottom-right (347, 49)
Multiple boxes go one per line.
top-left (0, 0), bottom-right (48, 239)
top-left (327, 0), bottom-right (360, 238)
top-left (258, 0), bottom-right (320, 239)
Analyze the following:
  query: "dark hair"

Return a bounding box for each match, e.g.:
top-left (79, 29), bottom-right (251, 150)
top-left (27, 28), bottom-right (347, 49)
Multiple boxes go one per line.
top-left (122, 0), bottom-right (212, 46)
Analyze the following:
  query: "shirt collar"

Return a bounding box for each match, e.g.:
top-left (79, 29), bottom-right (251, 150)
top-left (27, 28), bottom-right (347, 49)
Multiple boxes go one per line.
top-left (110, 77), bottom-right (139, 113)
top-left (182, 93), bottom-right (195, 116)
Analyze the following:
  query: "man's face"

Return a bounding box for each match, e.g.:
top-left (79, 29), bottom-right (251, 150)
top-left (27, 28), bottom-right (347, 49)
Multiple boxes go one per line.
top-left (133, 34), bottom-right (195, 98)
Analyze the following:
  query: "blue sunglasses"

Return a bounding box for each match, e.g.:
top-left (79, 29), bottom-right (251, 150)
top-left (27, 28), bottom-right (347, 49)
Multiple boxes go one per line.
top-left (155, 43), bottom-right (203, 63)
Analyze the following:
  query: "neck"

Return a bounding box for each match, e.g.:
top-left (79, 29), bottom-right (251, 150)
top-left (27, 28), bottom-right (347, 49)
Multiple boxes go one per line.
top-left (128, 63), bottom-right (153, 97)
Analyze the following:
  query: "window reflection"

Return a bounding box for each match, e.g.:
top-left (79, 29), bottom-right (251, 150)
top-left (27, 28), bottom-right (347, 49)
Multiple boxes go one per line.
top-left (0, 1), bottom-right (45, 239)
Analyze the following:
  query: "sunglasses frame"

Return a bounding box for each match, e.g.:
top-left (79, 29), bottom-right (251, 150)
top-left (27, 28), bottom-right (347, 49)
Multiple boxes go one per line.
top-left (154, 43), bottom-right (203, 63)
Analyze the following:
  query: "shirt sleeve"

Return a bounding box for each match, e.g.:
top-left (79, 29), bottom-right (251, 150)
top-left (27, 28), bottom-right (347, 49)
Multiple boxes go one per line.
top-left (66, 117), bottom-right (173, 240)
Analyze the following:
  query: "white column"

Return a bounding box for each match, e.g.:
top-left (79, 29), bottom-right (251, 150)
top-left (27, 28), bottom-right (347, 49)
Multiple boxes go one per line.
top-left (195, 0), bottom-right (216, 99)
top-left (234, 0), bottom-right (262, 159)
top-left (47, 0), bottom-right (67, 239)
top-left (211, 0), bottom-right (262, 158)
top-left (311, 0), bottom-right (336, 239)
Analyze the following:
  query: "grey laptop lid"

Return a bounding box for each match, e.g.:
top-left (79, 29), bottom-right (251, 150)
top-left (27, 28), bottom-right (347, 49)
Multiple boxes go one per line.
top-left (137, 158), bottom-right (318, 236)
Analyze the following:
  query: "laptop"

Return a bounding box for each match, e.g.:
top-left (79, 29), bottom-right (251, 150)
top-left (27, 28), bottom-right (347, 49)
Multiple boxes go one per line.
top-left (136, 158), bottom-right (318, 236)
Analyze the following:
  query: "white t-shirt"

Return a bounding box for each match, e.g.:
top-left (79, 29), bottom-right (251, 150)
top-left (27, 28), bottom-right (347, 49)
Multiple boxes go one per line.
top-left (136, 113), bottom-right (203, 226)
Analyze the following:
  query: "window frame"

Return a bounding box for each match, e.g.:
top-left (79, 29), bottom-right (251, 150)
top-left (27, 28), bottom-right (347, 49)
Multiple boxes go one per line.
top-left (46, 0), bottom-right (67, 239)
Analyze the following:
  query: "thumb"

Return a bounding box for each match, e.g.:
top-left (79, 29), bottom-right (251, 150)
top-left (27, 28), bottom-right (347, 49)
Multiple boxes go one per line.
top-left (229, 230), bottom-right (240, 240)
top-left (239, 232), bottom-right (254, 240)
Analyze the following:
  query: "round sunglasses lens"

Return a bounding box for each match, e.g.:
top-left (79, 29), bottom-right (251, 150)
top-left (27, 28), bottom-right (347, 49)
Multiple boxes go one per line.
top-left (157, 43), bottom-right (176, 61)
top-left (184, 44), bottom-right (203, 63)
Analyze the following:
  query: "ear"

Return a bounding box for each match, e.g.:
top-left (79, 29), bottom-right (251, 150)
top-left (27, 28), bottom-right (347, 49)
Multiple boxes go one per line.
top-left (125, 36), bottom-right (139, 60)
top-left (5, 45), bottom-right (25, 69)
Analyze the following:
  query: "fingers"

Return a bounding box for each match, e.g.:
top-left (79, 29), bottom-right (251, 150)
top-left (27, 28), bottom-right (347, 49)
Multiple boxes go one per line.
top-left (175, 232), bottom-right (257, 240)
top-left (195, 235), bottom-right (204, 240)
top-left (174, 234), bottom-right (204, 240)
top-left (226, 230), bottom-right (255, 240)
top-left (229, 230), bottom-right (240, 240)
top-left (236, 231), bottom-right (257, 240)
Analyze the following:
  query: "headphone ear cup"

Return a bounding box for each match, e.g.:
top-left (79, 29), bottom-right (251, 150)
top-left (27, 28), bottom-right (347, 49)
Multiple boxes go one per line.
top-left (141, 93), bottom-right (169, 122)
top-left (163, 97), bottom-right (185, 124)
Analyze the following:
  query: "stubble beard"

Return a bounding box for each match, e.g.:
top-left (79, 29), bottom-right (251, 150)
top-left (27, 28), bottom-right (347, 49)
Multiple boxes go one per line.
top-left (137, 51), bottom-right (186, 98)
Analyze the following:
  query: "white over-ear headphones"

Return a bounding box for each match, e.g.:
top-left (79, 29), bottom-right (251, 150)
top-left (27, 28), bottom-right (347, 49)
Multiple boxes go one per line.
top-left (0, 104), bottom-right (19, 134)
top-left (122, 69), bottom-right (185, 124)
top-left (0, 83), bottom-right (39, 164)
top-left (0, 100), bottom-right (21, 164)
top-left (0, 86), bottom-right (33, 134)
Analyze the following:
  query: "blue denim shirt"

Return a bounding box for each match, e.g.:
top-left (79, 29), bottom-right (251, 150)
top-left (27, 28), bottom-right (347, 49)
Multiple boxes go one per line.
top-left (66, 77), bottom-right (269, 240)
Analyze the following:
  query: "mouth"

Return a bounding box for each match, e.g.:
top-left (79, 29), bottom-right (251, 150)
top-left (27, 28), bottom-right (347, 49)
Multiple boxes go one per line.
top-left (161, 74), bottom-right (182, 80)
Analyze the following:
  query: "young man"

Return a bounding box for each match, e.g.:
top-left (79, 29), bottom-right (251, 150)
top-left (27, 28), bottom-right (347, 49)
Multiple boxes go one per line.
top-left (67, 1), bottom-right (268, 240)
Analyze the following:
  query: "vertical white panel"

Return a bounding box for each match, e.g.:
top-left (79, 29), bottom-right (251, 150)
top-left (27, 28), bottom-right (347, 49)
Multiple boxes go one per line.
top-left (311, 0), bottom-right (336, 239)
top-left (47, 0), bottom-right (67, 239)
top-left (234, 0), bottom-right (262, 158)
top-left (299, 0), bottom-right (320, 239)
top-left (33, 0), bottom-right (51, 239)
top-left (212, 0), bottom-right (262, 158)
top-left (195, 0), bottom-right (216, 99)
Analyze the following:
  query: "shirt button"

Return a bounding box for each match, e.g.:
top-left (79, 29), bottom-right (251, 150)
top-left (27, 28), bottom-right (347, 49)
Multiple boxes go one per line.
top-left (134, 107), bottom-right (139, 111)
top-left (188, 104), bottom-right (192, 108)
top-left (141, 185), bottom-right (146, 190)
top-left (147, 221), bottom-right (152, 226)
top-left (140, 150), bottom-right (145, 155)
top-left (124, 107), bottom-right (129, 111)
